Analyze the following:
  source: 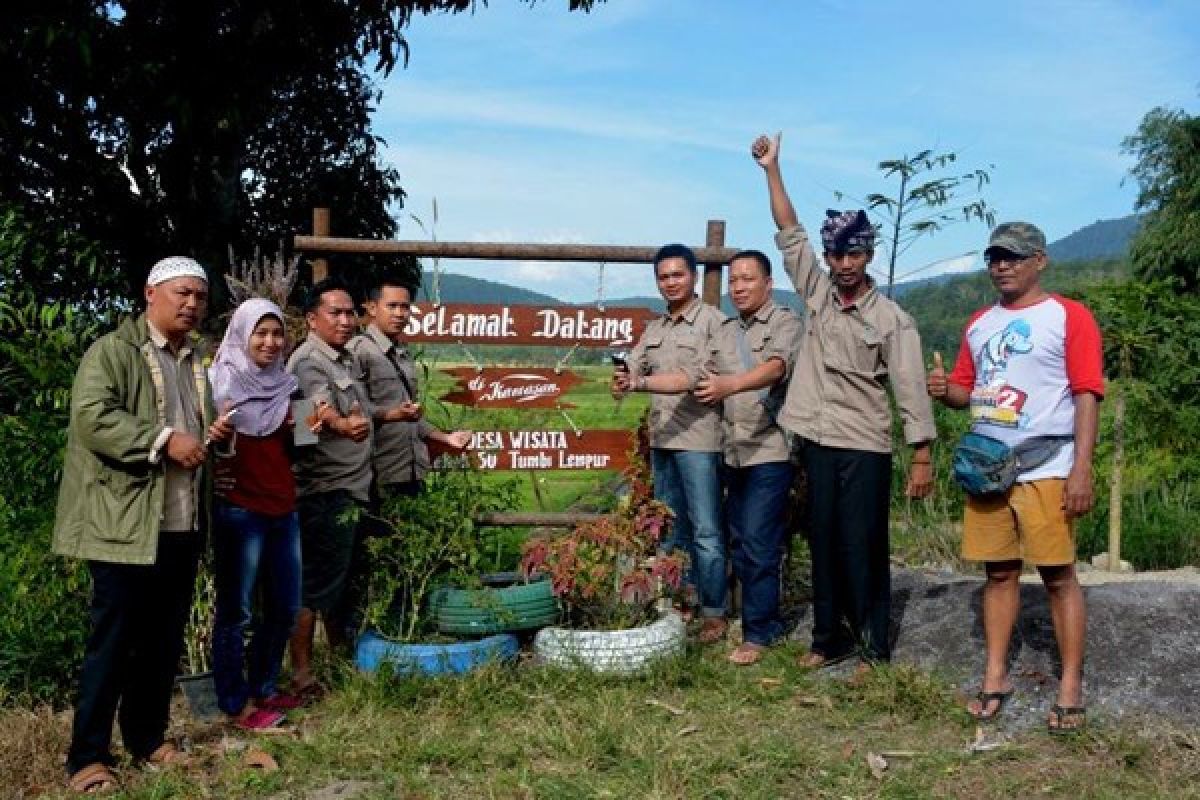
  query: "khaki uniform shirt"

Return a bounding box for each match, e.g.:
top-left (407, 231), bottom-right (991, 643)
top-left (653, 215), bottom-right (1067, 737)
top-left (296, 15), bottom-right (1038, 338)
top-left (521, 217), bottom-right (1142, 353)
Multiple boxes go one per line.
top-left (774, 225), bottom-right (936, 454)
top-left (147, 323), bottom-right (203, 532)
top-left (630, 296), bottom-right (725, 452)
top-left (709, 300), bottom-right (801, 467)
top-left (349, 325), bottom-right (434, 487)
top-left (287, 335), bottom-right (374, 502)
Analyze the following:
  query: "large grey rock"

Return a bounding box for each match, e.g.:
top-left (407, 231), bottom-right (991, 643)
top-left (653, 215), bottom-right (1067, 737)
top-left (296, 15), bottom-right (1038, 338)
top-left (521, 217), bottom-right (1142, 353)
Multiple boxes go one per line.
top-left (791, 567), bottom-right (1200, 730)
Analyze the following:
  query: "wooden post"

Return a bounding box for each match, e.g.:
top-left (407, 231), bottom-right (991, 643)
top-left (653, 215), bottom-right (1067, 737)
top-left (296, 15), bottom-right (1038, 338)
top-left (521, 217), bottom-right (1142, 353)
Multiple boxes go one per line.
top-left (1107, 346), bottom-right (1130, 570)
top-left (702, 219), bottom-right (725, 307)
top-left (311, 207), bottom-right (331, 282)
top-left (1107, 386), bottom-right (1124, 569)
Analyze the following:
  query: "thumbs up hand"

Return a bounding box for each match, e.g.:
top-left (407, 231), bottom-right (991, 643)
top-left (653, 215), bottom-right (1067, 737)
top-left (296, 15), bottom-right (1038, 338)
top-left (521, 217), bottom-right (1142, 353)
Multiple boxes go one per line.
top-left (927, 351), bottom-right (948, 399)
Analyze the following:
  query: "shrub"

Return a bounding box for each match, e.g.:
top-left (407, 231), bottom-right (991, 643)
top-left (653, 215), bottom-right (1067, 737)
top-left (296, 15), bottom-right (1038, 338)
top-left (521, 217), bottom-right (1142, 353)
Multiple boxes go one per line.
top-left (0, 496), bottom-right (91, 705)
top-left (362, 466), bottom-right (520, 642)
top-left (1076, 484), bottom-right (1200, 569)
top-left (520, 455), bottom-right (685, 630)
top-left (0, 296), bottom-right (103, 703)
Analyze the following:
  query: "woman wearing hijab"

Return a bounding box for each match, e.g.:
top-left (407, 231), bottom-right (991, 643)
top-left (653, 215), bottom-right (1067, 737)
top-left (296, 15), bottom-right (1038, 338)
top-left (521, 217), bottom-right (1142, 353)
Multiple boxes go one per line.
top-left (209, 298), bottom-right (305, 730)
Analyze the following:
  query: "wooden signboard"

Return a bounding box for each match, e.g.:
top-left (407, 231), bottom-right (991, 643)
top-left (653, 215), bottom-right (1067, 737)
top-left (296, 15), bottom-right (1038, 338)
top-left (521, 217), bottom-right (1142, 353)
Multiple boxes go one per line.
top-left (439, 367), bottom-right (584, 409)
top-left (429, 429), bottom-right (634, 472)
top-left (403, 302), bottom-right (657, 348)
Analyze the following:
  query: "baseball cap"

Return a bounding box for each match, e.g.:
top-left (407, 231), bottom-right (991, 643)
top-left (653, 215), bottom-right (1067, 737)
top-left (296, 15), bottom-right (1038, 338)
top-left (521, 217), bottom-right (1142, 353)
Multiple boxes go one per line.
top-left (985, 222), bottom-right (1046, 258)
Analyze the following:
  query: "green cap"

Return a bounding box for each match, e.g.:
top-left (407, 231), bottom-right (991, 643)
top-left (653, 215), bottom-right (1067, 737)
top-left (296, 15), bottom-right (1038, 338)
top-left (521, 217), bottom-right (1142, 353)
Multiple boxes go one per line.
top-left (985, 221), bottom-right (1046, 257)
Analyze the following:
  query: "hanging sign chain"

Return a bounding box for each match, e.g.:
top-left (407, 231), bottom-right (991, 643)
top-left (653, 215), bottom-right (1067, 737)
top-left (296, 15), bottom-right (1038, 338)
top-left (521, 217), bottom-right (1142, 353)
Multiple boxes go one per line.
top-left (456, 340), bottom-right (483, 373)
top-left (554, 341), bottom-right (581, 375)
top-left (557, 403), bottom-right (583, 438)
top-left (596, 261), bottom-right (607, 312)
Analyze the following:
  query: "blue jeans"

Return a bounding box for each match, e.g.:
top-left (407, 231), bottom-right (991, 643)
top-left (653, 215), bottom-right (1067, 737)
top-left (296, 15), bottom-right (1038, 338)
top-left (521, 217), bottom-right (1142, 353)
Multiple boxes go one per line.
top-left (211, 501), bottom-right (301, 715)
top-left (651, 448), bottom-right (727, 617)
top-left (726, 460), bottom-right (794, 646)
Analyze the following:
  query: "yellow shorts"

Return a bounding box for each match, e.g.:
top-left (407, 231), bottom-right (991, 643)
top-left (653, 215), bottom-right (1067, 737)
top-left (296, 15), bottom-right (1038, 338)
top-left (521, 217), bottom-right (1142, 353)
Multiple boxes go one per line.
top-left (962, 478), bottom-right (1075, 566)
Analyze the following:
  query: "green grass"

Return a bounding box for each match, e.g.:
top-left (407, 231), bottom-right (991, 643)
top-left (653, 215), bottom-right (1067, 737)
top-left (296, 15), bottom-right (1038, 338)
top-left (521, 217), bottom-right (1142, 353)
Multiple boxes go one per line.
top-left (15, 648), bottom-right (1199, 798)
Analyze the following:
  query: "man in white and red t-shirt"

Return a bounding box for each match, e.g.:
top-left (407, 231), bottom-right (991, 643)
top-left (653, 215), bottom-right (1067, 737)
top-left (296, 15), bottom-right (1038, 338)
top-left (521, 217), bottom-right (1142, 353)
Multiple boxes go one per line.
top-left (928, 221), bottom-right (1103, 735)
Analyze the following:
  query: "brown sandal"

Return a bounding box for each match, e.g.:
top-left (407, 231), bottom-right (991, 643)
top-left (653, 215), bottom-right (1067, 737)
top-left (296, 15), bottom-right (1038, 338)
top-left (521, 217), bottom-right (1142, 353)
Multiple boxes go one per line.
top-left (727, 642), bottom-right (765, 666)
top-left (696, 618), bottom-right (728, 644)
top-left (67, 763), bottom-right (117, 794)
top-left (145, 742), bottom-right (193, 768)
top-left (796, 650), bottom-right (852, 670)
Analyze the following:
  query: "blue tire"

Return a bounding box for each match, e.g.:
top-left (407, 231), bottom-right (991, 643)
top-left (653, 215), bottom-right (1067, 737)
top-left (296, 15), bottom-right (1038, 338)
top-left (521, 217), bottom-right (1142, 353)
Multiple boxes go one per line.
top-left (354, 631), bottom-right (519, 676)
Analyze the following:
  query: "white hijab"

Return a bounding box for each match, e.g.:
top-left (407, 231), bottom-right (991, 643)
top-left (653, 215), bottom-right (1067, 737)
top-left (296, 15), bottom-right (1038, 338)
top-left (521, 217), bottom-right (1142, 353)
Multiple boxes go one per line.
top-left (209, 298), bottom-right (297, 437)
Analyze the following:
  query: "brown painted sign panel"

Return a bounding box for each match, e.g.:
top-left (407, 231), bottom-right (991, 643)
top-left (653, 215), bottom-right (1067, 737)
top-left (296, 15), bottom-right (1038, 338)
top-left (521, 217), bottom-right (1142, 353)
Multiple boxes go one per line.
top-left (439, 367), bottom-right (585, 409)
top-left (403, 302), bottom-right (657, 348)
top-left (429, 429), bottom-right (634, 472)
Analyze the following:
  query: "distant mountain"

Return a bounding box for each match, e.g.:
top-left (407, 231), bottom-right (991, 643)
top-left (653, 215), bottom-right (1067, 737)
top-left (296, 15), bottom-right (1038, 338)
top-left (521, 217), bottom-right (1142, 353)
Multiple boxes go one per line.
top-left (413, 271), bottom-right (559, 306)
top-left (1047, 214), bottom-right (1141, 263)
top-left (419, 214), bottom-right (1140, 309)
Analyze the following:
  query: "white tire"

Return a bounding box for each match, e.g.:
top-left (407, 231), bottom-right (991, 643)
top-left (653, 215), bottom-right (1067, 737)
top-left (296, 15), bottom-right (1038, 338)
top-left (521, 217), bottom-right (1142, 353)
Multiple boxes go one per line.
top-left (532, 611), bottom-right (686, 674)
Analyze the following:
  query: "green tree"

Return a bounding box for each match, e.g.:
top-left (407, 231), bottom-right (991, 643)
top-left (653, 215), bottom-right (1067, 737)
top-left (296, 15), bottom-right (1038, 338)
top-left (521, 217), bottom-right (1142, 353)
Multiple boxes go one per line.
top-left (1122, 104), bottom-right (1200, 291)
top-left (840, 149), bottom-right (995, 297)
top-left (1, 1), bottom-right (600, 310)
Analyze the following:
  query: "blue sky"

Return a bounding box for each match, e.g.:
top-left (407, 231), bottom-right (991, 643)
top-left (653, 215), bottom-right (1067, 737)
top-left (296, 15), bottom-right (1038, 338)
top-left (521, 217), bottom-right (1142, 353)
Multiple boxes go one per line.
top-left (373, 0), bottom-right (1200, 302)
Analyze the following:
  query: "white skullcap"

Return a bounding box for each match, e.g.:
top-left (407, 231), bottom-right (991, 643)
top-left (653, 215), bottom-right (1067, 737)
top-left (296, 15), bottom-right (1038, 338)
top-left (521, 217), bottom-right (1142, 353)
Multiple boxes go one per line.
top-left (146, 256), bottom-right (208, 286)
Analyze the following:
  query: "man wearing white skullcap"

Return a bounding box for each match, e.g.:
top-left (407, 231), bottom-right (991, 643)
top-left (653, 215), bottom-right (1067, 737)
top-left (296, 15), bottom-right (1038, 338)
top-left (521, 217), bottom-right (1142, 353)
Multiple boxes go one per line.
top-left (53, 256), bottom-right (235, 792)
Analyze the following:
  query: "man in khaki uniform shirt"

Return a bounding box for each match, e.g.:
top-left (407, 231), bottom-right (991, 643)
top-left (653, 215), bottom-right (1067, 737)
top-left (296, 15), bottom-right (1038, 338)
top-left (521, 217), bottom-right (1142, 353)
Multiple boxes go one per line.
top-left (753, 132), bottom-right (935, 670)
top-left (695, 249), bottom-right (801, 665)
top-left (350, 279), bottom-right (470, 498)
top-left (612, 244), bottom-right (729, 643)
top-left (286, 276), bottom-right (374, 694)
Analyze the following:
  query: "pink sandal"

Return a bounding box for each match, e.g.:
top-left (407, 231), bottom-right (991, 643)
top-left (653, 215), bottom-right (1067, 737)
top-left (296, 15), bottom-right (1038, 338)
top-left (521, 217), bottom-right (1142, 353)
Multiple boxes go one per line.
top-left (234, 708), bottom-right (285, 731)
top-left (257, 692), bottom-right (303, 711)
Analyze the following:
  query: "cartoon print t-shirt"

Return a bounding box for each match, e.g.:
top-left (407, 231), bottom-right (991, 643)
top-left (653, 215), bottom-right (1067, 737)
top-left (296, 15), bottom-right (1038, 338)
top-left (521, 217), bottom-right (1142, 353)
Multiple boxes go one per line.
top-left (948, 295), bottom-right (1104, 481)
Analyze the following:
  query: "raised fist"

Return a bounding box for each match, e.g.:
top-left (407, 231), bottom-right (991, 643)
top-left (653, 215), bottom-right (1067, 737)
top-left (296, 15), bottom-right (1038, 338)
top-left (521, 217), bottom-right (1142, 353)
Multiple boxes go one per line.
top-left (752, 132), bottom-right (781, 168)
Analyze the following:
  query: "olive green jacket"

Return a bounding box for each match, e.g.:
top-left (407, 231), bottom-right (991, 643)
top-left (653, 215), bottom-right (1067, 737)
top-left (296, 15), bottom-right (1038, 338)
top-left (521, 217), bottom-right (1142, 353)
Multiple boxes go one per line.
top-left (52, 315), bottom-right (214, 565)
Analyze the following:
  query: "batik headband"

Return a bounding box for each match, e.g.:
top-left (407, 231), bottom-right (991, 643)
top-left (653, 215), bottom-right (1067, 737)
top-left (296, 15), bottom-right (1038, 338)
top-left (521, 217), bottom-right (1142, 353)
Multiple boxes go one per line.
top-left (820, 209), bottom-right (874, 253)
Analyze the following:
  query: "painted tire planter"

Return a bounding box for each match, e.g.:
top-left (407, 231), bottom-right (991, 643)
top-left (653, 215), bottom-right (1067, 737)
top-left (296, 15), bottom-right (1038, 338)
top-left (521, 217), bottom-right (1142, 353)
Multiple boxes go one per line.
top-left (533, 611), bottom-right (686, 674)
top-left (354, 631), bottom-right (519, 676)
top-left (431, 572), bottom-right (560, 635)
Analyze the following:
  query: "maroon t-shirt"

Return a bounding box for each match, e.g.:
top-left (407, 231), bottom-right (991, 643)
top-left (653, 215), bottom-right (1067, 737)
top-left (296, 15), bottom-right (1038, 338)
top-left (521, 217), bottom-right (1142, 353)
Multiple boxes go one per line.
top-left (216, 426), bottom-right (296, 517)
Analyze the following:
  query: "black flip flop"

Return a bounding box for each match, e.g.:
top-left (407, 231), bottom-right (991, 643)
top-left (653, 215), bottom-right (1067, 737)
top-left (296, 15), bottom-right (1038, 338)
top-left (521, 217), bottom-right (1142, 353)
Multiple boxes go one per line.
top-left (969, 687), bottom-right (1015, 721)
top-left (1047, 704), bottom-right (1087, 735)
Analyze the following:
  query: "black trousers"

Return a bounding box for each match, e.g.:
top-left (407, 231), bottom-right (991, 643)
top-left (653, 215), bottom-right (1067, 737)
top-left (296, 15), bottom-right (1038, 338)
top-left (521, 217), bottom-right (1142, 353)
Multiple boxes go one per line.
top-left (66, 533), bottom-right (201, 775)
top-left (802, 442), bottom-right (893, 662)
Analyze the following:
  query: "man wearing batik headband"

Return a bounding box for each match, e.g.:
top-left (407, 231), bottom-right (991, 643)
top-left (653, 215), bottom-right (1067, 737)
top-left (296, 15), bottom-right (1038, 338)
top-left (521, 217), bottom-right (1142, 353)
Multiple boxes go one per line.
top-left (751, 133), bottom-right (936, 675)
top-left (53, 257), bottom-right (235, 792)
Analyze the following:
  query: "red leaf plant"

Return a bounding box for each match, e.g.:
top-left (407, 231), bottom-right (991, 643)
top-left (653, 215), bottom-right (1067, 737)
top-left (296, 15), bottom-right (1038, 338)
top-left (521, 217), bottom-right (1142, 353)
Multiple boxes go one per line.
top-left (521, 447), bottom-right (686, 630)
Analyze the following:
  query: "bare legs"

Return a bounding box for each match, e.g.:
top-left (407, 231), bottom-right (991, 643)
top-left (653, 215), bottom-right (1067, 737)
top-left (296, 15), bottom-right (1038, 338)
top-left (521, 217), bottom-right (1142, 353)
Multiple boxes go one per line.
top-left (1039, 563), bottom-right (1086, 728)
top-left (969, 559), bottom-right (1086, 721)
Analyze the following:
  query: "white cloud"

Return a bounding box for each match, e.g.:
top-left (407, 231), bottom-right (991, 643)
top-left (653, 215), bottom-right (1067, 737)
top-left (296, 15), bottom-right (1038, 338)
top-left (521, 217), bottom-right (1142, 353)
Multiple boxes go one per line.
top-left (370, 0), bottom-right (1199, 300)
